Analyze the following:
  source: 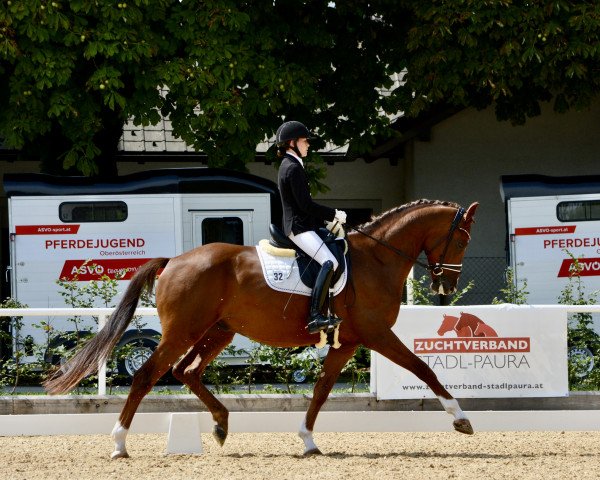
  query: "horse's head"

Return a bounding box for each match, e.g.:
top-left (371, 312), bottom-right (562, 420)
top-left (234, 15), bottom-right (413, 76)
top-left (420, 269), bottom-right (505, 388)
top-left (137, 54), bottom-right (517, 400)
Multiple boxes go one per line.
top-left (424, 202), bottom-right (479, 295)
top-left (437, 314), bottom-right (459, 336)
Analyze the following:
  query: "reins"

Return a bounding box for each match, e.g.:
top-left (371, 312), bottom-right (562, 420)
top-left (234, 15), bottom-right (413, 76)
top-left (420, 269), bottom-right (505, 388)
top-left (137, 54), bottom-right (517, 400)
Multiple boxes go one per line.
top-left (346, 206), bottom-right (466, 277)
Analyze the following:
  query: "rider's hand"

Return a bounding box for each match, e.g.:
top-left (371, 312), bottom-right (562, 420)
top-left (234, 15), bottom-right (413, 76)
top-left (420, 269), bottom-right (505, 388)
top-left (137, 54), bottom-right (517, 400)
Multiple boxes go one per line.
top-left (325, 220), bottom-right (345, 238)
top-left (334, 209), bottom-right (347, 224)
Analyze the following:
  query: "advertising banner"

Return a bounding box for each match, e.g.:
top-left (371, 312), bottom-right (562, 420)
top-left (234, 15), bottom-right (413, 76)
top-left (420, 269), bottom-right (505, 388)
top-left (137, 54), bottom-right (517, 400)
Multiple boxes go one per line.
top-left (372, 305), bottom-right (568, 399)
top-left (15, 224), bottom-right (176, 280)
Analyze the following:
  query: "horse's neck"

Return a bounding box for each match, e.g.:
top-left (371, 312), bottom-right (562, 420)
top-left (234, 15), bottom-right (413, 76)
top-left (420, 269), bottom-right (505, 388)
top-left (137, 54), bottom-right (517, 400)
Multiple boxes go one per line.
top-left (349, 222), bottom-right (422, 293)
top-left (375, 214), bottom-right (425, 261)
top-left (352, 210), bottom-right (434, 290)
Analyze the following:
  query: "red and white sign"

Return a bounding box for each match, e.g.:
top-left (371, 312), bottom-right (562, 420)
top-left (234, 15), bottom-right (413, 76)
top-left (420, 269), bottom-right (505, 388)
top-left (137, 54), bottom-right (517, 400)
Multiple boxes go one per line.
top-left (58, 258), bottom-right (152, 281)
top-left (558, 257), bottom-right (600, 277)
top-left (515, 225), bottom-right (576, 236)
top-left (372, 305), bottom-right (567, 399)
top-left (16, 224), bottom-right (80, 235)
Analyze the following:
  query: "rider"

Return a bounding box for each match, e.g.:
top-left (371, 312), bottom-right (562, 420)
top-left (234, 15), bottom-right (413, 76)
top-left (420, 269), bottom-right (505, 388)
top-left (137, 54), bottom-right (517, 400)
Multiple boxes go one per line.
top-left (276, 120), bottom-right (347, 334)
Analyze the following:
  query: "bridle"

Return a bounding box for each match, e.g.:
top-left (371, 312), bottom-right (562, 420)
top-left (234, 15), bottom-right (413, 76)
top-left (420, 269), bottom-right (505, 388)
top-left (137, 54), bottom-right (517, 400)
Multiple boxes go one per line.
top-left (348, 207), bottom-right (468, 277)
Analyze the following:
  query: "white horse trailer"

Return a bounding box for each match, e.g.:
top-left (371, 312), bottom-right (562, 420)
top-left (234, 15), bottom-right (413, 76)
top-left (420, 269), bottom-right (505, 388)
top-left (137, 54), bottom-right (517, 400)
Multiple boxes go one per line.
top-left (501, 174), bottom-right (600, 304)
top-left (3, 168), bottom-right (282, 378)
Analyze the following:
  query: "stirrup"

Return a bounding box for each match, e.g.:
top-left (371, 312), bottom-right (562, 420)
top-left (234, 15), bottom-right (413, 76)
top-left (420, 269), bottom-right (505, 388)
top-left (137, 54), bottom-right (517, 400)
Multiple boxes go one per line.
top-left (306, 317), bottom-right (331, 334)
top-left (306, 314), bottom-right (342, 335)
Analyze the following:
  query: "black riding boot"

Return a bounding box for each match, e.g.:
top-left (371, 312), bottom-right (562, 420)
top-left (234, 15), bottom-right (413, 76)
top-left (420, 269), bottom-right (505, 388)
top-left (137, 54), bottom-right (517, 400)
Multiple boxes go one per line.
top-left (307, 261), bottom-right (341, 334)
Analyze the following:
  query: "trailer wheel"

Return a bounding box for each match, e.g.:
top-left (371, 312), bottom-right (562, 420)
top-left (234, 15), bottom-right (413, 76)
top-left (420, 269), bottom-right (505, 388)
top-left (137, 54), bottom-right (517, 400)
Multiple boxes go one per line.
top-left (116, 337), bottom-right (159, 379)
top-left (292, 369), bottom-right (307, 384)
top-left (568, 346), bottom-right (595, 378)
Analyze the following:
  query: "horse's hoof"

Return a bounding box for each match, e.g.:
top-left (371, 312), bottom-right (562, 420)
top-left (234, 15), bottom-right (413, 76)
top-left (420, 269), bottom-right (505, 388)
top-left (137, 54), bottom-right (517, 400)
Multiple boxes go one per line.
top-left (453, 418), bottom-right (474, 435)
top-left (213, 425), bottom-right (228, 446)
top-left (303, 448), bottom-right (322, 456)
top-left (110, 450), bottom-right (130, 459)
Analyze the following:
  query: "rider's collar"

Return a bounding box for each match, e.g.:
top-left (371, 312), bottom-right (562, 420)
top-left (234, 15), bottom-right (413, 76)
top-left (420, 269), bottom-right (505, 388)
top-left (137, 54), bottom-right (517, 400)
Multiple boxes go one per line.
top-left (286, 150), bottom-right (304, 168)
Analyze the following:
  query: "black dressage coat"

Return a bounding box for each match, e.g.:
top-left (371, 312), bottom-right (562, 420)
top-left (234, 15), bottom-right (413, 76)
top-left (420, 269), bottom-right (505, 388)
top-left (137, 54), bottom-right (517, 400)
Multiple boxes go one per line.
top-left (277, 154), bottom-right (336, 236)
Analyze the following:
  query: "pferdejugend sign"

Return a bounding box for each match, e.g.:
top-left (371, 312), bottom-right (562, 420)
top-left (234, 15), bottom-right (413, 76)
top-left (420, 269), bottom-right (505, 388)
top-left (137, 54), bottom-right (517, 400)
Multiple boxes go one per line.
top-left (372, 305), bottom-right (568, 399)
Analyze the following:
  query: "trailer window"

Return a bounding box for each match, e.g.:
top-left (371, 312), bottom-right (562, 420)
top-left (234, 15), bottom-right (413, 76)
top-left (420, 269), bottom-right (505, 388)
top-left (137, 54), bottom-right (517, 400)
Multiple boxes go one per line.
top-left (202, 217), bottom-right (244, 245)
top-left (59, 201), bottom-right (128, 223)
top-left (557, 201), bottom-right (600, 222)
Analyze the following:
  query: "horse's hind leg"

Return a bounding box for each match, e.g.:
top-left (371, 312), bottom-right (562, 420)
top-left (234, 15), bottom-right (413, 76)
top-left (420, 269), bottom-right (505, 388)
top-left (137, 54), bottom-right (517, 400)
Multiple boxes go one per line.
top-left (111, 338), bottom-right (192, 459)
top-left (300, 344), bottom-right (358, 455)
top-left (172, 325), bottom-right (235, 446)
top-left (368, 329), bottom-right (474, 435)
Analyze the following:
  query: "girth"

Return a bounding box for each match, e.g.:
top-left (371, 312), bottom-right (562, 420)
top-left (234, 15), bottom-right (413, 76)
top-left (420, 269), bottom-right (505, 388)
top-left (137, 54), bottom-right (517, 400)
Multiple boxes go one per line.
top-left (268, 224), bottom-right (348, 289)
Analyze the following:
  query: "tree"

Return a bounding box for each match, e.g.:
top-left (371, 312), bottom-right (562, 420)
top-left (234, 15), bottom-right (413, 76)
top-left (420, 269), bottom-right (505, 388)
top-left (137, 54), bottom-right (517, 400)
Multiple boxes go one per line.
top-left (0, 0), bottom-right (402, 175)
top-left (0, 0), bottom-right (176, 175)
top-left (397, 0), bottom-right (600, 125)
top-left (2, 1), bottom-right (599, 176)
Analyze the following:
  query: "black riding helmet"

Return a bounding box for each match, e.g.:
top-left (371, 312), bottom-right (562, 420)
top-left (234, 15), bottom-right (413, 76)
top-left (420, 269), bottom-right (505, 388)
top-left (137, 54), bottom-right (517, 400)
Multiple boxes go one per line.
top-left (276, 121), bottom-right (316, 145)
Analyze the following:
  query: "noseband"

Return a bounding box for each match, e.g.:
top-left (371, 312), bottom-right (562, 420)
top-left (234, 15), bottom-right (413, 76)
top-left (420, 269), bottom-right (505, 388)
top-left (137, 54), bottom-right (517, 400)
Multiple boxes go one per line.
top-left (349, 207), bottom-right (467, 277)
top-left (427, 207), bottom-right (466, 277)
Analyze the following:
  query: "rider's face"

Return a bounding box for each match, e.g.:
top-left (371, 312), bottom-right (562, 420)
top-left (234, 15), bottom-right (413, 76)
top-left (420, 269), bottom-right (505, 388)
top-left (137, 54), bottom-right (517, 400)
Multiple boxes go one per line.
top-left (294, 137), bottom-right (310, 158)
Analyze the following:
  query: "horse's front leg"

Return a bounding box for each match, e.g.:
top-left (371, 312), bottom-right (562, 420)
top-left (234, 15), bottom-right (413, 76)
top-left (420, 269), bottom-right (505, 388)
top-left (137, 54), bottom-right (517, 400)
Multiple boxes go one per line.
top-left (300, 343), bottom-right (358, 455)
top-left (367, 329), bottom-right (474, 435)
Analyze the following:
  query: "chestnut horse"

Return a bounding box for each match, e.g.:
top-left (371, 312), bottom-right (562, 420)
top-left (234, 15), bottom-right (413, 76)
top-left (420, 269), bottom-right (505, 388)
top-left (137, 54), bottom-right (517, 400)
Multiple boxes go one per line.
top-left (44, 199), bottom-right (479, 458)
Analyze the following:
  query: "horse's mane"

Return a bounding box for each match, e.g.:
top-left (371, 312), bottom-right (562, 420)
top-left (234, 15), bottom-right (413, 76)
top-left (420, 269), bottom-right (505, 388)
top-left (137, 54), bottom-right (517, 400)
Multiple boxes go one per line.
top-left (357, 199), bottom-right (461, 233)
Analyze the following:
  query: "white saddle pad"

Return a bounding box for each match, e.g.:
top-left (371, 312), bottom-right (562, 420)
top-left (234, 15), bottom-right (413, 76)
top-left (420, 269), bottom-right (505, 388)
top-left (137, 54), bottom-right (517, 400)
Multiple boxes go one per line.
top-left (255, 244), bottom-right (347, 297)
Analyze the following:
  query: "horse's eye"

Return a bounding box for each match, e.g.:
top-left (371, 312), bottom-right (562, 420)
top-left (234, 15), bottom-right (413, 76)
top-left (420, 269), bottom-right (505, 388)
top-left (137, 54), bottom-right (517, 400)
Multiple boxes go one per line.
top-left (457, 241), bottom-right (465, 249)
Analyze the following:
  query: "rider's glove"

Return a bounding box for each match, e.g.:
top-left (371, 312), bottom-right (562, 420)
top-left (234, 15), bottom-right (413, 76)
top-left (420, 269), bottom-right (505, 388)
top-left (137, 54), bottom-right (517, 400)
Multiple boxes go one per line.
top-left (325, 220), bottom-right (345, 238)
top-left (334, 209), bottom-right (347, 224)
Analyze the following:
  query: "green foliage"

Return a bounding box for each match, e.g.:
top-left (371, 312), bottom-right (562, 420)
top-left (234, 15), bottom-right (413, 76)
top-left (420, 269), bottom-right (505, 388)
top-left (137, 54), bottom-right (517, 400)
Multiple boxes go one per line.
top-left (402, 1), bottom-right (600, 124)
top-left (557, 253), bottom-right (600, 390)
top-left (492, 267), bottom-right (529, 305)
top-left (3, 2), bottom-right (599, 175)
top-left (0, 1), bottom-right (398, 175)
top-left (242, 341), bottom-right (264, 394)
top-left (404, 274), bottom-right (475, 306)
top-left (254, 345), bottom-right (315, 393)
top-left (0, 297), bottom-right (31, 393)
top-left (202, 344), bottom-right (244, 394)
top-left (341, 346), bottom-right (370, 393)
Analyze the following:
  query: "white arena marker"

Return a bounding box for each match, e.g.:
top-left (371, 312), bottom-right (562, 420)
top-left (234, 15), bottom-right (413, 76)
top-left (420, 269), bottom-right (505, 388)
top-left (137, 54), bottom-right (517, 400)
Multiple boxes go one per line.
top-left (166, 413), bottom-right (203, 455)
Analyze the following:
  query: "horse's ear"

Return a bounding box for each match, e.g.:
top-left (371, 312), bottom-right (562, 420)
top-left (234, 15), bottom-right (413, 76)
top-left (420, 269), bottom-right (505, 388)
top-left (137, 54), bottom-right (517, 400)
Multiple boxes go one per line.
top-left (464, 202), bottom-right (479, 224)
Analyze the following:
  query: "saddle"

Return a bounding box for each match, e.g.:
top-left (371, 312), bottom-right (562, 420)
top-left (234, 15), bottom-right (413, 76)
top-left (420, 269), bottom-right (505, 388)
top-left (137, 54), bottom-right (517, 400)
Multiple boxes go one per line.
top-left (268, 224), bottom-right (349, 289)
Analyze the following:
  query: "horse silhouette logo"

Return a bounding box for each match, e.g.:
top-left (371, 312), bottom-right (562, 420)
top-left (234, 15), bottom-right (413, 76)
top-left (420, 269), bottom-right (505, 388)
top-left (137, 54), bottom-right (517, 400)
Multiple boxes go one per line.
top-left (437, 312), bottom-right (498, 338)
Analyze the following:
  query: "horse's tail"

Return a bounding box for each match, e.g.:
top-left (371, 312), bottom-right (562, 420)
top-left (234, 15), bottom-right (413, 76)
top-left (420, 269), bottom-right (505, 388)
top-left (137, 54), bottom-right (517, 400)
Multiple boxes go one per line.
top-left (43, 257), bottom-right (170, 394)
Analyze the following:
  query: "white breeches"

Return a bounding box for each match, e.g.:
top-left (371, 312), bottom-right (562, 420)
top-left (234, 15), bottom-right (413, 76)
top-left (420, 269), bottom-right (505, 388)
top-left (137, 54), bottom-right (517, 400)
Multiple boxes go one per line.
top-left (289, 230), bottom-right (339, 270)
